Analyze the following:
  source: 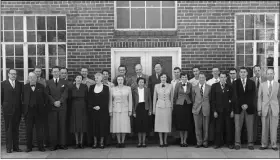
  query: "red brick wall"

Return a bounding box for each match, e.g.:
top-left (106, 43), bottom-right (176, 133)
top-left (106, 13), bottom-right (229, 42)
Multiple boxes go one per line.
top-left (1, 1), bottom-right (279, 144)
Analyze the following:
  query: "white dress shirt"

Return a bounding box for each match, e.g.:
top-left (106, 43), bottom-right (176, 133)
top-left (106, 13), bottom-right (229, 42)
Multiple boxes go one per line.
top-left (9, 79), bottom-right (15, 88)
top-left (267, 80), bottom-right (274, 88)
top-left (53, 78), bottom-right (59, 83)
top-left (198, 83), bottom-right (205, 94)
top-left (138, 87), bottom-right (145, 103)
top-left (206, 77), bottom-right (220, 86)
top-left (182, 83), bottom-right (187, 93)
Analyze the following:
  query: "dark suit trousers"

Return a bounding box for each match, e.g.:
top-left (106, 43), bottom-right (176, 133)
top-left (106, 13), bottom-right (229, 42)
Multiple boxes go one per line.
top-left (253, 109), bottom-right (261, 143)
top-left (25, 106), bottom-right (44, 149)
top-left (48, 110), bottom-right (67, 146)
top-left (43, 107), bottom-right (49, 146)
top-left (214, 110), bottom-right (234, 146)
top-left (4, 108), bottom-right (21, 150)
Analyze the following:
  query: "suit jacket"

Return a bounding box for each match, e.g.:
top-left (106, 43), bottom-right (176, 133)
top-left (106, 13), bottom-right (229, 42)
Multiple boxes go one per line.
top-left (109, 86), bottom-right (132, 113)
top-left (226, 77), bottom-right (236, 87)
top-left (132, 87), bottom-right (152, 114)
top-left (211, 82), bottom-right (233, 113)
top-left (26, 77), bottom-right (47, 87)
top-left (23, 83), bottom-right (48, 116)
top-left (153, 83), bottom-right (173, 113)
top-left (46, 78), bottom-right (68, 111)
top-left (173, 82), bottom-right (192, 105)
top-left (192, 83), bottom-right (211, 116)
top-left (233, 78), bottom-right (256, 115)
top-left (129, 74), bottom-right (149, 90)
top-left (250, 76), bottom-right (267, 111)
top-left (148, 73), bottom-right (171, 100)
top-left (258, 81), bottom-right (280, 117)
top-left (1, 80), bottom-right (23, 115)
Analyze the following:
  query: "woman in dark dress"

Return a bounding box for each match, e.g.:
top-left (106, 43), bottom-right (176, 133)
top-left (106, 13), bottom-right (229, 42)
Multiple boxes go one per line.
top-left (173, 72), bottom-right (193, 147)
top-left (132, 77), bottom-right (152, 148)
top-left (88, 72), bottom-right (110, 149)
top-left (69, 74), bottom-right (88, 149)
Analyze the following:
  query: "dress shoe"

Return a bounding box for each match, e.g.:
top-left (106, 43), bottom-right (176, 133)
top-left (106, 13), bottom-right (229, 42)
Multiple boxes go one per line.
top-left (60, 145), bottom-right (68, 150)
top-left (228, 145), bottom-right (234, 149)
top-left (13, 148), bottom-right (22, 152)
top-left (196, 144), bottom-right (202, 148)
top-left (213, 145), bottom-right (220, 149)
top-left (184, 143), bottom-right (188, 147)
top-left (25, 148), bottom-right (32, 152)
top-left (203, 144), bottom-right (208, 148)
top-left (272, 147), bottom-right (278, 151)
top-left (137, 144), bottom-right (142, 148)
top-left (100, 144), bottom-right (105, 149)
top-left (121, 143), bottom-right (126, 148)
top-left (116, 143), bottom-right (121, 148)
top-left (164, 143), bottom-right (168, 147)
top-left (74, 144), bottom-right (79, 149)
top-left (38, 148), bottom-right (46, 152)
top-left (80, 144), bottom-right (84, 149)
top-left (259, 146), bottom-right (268, 150)
top-left (159, 144), bottom-right (164, 147)
top-left (235, 145), bottom-right (241, 150)
top-left (50, 146), bottom-right (57, 151)
top-left (180, 144), bottom-right (184, 147)
top-left (248, 146), bottom-right (254, 150)
top-left (142, 144), bottom-right (147, 148)
top-left (6, 149), bottom-right (12, 153)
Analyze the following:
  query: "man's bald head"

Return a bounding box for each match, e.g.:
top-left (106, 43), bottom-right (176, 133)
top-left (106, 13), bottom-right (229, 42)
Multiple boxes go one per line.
top-left (28, 72), bottom-right (37, 84)
top-left (135, 64), bottom-right (143, 75)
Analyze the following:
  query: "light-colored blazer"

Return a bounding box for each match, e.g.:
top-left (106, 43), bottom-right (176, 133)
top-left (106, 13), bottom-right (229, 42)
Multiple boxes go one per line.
top-left (258, 81), bottom-right (280, 117)
top-left (109, 86), bottom-right (132, 113)
top-left (173, 82), bottom-right (192, 105)
top-left (132, 87), bottom-right (152, 114)
top-left (192, 83), bottom-right (211, 116)
top-left (153, 83), bottom-right (173, 114)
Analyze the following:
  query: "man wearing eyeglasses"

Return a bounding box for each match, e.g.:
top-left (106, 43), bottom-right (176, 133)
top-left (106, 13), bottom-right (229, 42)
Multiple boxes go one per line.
top-left (226, 68), bottom-right (238, 86)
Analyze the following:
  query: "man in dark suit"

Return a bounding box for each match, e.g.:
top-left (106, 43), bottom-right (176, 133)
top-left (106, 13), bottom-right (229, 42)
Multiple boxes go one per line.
top-left (23, 72), bottom-right (48, 152)
top-left (226, 68), bottom-right (237, 86)
top-left (46, 66), bottom-right (68, 151)
top-left (113, 64), bottom-right (131, 86)
top-left (233, 67), bottom-right (256, 150)
top-left (1, 69), bottom-right (23, 153)
top-left (211, 72), bottom-right (234, 149)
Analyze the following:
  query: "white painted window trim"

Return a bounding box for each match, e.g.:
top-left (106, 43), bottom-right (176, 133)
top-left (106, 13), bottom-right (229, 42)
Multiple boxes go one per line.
top-left (114, 1), bottom-right (177, 30)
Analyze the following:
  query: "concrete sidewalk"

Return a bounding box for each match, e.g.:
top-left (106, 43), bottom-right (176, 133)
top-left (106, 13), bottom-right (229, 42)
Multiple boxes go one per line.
top-left (1, 145), bottom-right (279, 159)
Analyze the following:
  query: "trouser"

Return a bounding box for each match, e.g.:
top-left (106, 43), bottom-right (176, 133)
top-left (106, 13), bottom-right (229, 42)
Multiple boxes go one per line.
top-left (253, 109), bottom-right (261, 143)
top-left (214, 110), bottom-right (234, 146)
top-left (234, 110), bottom-right (254, 146)
top-left (193, 110), bottom-right (209, 145)
top-left (26, 107), bottom-right (44, 149)
top-left (48, 110), bottom-right (67, 146)
top-left (261, 106), bottom-right (279, 148)
top-left (4, 110), bottom-right (21, 150)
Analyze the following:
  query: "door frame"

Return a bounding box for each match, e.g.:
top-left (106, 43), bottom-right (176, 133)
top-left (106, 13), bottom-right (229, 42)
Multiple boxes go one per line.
top-left (111, 47), bottom-right (182, 80)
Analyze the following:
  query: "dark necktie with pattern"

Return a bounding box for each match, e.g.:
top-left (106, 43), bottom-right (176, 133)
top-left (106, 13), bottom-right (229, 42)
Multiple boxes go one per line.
top-left (257, 78), bottom-right (260, 89)
top-left (200, 84), bottom-right (203, 97)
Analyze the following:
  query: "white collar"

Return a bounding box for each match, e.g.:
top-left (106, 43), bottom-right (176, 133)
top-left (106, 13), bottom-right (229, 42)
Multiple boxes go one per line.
top-left (54, 78), bottom-right (59, 81)
top-left (199, 83), bottom-right (205, 87)
top-left (241, 78), bottom-right (247, 82)
top-left (9, 79), bottom-right (15, 84)
top-left (267, 80), bottom-right (274, 85)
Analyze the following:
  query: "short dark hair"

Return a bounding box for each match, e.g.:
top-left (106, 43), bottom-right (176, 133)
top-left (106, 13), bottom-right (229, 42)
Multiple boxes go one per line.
top-left (74, 73), bottom-right (83, 79)
top-left (137, 77), bottom-right (146, 84)
top-left (180, 72), bottom-right (189, 79)
top-left (199, 72), bottom-right (206, 77)
top-left (173, 67), bottom-right (181, 72)
top-left (212, 66), bottom-right (220, 70)
top-left (51, 66), bottom-right (60, 71)
top-left (253, 65), bottom-right (261, 70)
top-left (159, 73), bottom-right (168, 79)
top-left (229, 68), bottom-right (237, 73)
top-left (239, 66), bottom-right (248, 72)
top-left (81, 67), bottom-right (88, 71)
top-left (154, 62), bottom-right (162, 68)
top-left (33, 65), bottom-right (42, 71)
top-left (114, 75), bottom-right (126, 86)
top-left (60, 67), bottom-right (68, 72)
top-left (102, 69), bottom-right (110, 74)
top-left (8, 68), bottom-right (17, 73)
top-left (118, 65), bottom-right (127, 72)
top-left (192, 65), bottom-right (200, 71)
top-left (220, 71), bottom-right (227, 77)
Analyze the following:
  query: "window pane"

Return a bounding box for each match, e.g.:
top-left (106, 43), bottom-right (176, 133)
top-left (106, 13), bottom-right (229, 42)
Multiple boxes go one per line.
top-left (245, 55), bottom-right (253, 66)
top-left (257, 55), bottom-right (266, 66)
top-left (15, 57), bottom-right (23, 68)
top-left (58, 57), bottom-right (66, 67)
top-left (236, 43), bottom-right (244, 55)
top-left (49, 57), bottom-right (58, 67)
top-left (266, 42), bottom-right (274, 55)
top-left (58, 44), bottom-right (66, 55)
top-left (47, 16), bottom-right (56, 30)
top-left (16, 69), bottom-right (24, 81)
top-left (15, 31), bottom-right (23, 42)
top-left (245, 29), bottom-right (254, 40)
top-left (37, 57), bottom-right (45, 68)
top-left (27, 31), bottom-right (36, 42)
top-left (120, 57), bottom-right (141, 77)
top-left (4, 16), bottom-right (13, 30)
top-left (146, 8), bottom-right (160, 28)
top-left (266, 14), bottom-right (275, 29)
top-left (4, 31), bottom-right (14, 42)
top-left (236, 55), bottom-right (244, 66)
top-left (131, 8), bottom-right (145, 29)
top-left (58, 31), bottom-right (66, 42)
top-left (266, 29), bottom-right (274, 40)
top-left (162, 1), bottom-right (175, 7)
top-left (14, 16), bottom-right (23, 30)
top-left (116, 1), bottom-right (129, 7)
top-left (6, 44), bottom-right (14, 56)
top-left (27, 16), bottom-right (35, 30)
top-left (15, 44), bottom-right (23, 56)
top-left (151, 57), bottom-right (172, 77)
top-left (255, 15), bottom-right (265, 28)
top-left (49, 45), bottom-right (57, 56)
top-left (37, 31), bottom-right (46, 42)
top-left (257, 43), bottom-right (265, 54)
top-left (57, 16), bottom-right (66, 30)
top-left (162, 8), bottom-right (175, 28)
top-left (37, 16), bottom-right (46, 30)
top-left (146, 1), bottom-right (160, 7)
top-left (28, 57), bottom-right (36, 68)
top-left (245, 43), bottom-right (253, 55)
top-left (236, 15), bottom-right (244, 29)
top-left (47, 31), bottom-right (57, 42)
top-left (245, 15), bottom-right (254, 29)
top-left (28, 45), bottom-right (36, 56)
top-left (1, 31), bottom-right (3, 42)
top-left (256, 29), bottom-right (265, 40)
top-left (6, 57), bottom-right (14, 68)
top-left (117, 8), bottom-right (130, 29)
top-left (37, 44), bottom-right (45, 56)
top-left (131, 1), bottom-right (145, 7)
top-left (236, 30), bottom-right (244, 40)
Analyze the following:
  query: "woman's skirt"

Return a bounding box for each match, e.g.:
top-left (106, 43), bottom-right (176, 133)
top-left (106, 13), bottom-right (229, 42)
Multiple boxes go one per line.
top-left (134, 102), bottom-right (149, 133)
top-left (154, 107), bottom-right (172, 133)
top-left (111, 111), bottom-right (131, 133)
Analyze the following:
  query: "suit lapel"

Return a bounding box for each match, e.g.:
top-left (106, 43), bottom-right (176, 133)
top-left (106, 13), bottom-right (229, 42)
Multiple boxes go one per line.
top-left (269, 81), bottom-right (277, 99)
top-left (135, 88), bottom-right (139, 103)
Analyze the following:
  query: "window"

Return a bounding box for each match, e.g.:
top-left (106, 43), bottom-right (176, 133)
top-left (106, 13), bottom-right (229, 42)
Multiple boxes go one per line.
top-left (235, 13), bottom-right (279, 78)
top-left (1, 15), bottom-right (67, 82)
top-left (115, 1), bottom-right (176, 30)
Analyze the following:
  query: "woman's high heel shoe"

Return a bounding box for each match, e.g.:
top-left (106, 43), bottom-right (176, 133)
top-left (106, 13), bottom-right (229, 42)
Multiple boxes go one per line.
top-left (100, 143), bottom-right (105, 149)
top-left (74, 144), bottom-right (79, 149)
top-left (92, 144), bottom-right (97, 149)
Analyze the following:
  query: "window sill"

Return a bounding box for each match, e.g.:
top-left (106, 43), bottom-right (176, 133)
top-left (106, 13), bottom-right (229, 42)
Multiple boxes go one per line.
top-left (114, 30), bottom-right (177, 36)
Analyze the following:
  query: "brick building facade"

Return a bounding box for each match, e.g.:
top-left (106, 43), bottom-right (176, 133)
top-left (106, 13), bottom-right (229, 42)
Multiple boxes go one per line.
top-left (1, 1), bottom-right (279, 144)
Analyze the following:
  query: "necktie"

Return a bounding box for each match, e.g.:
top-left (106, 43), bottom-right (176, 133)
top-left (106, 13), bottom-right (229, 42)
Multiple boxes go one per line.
top-left (11, 81), bottom-right (15, 88)
top-left (162, 84), bottom-right (165, 87)
top-left (200, 84), bottom-right (203, 97)
top-left (269, 81), bottom-right (272, 96)
top-left (242, 79), bottom-right (246, 91)
top-left (31, 85), bottom-right (35, 91)
top-left (221, 83), bottom-right (225, 90)
top-left (182, 83), bottom-right (186, 86)
top-left (55, 79), bottom-right (58, 86)
top-left (257, 78), bottom-right (260, 89)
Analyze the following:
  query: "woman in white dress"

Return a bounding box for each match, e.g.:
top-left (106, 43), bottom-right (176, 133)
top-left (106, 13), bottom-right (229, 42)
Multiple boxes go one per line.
top-left (109, 75), bottom-right (132, 148)
top-left (153, 73), bottom-right (173, 147)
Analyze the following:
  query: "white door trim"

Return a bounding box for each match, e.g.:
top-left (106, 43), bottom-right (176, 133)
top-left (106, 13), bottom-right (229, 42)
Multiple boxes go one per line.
top-left (111, 47), bottom-right (182, 80)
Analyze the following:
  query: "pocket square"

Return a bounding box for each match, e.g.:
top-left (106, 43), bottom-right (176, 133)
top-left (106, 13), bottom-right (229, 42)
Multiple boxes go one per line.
top-left (61, 85), bottom-right (65, 87)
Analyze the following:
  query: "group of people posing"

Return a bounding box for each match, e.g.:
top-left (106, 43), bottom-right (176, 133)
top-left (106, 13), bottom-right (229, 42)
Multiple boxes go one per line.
top-left (1, 63), bottom-right (279, 154)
